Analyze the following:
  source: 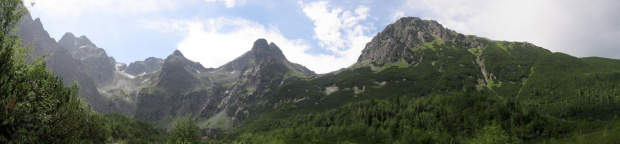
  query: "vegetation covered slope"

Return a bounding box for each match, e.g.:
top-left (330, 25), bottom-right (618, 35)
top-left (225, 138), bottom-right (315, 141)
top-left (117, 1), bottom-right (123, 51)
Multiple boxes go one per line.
top-left (219, 17), bottom-right (620, 143)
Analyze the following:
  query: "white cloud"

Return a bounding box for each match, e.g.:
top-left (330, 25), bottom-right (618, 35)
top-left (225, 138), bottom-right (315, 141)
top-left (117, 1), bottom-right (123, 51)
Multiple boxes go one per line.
top-left (143, 17), bottom-right (355, 73)
top-left (298, 0), bottom-right (374, 72)
top-left (391, 11), bottom-right (405, 21)
top-left (141, 1), bottom-right (375, 74)
top-left (400, 0), bottom-right (620, 59)
top-left (204, 0), bottom-right (245, 8)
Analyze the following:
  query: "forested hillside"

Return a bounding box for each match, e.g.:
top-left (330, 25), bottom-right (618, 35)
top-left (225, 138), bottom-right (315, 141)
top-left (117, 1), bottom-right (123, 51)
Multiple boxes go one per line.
top-left (218, 18), bottom-right (620, 143)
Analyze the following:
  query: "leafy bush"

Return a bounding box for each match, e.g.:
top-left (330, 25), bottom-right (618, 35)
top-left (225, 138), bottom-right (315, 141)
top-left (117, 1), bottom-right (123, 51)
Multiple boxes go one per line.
top-left (0, 0), bottom-right (107, 143)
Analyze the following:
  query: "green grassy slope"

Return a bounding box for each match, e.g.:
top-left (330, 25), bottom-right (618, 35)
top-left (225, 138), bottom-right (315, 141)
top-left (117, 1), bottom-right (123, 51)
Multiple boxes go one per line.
top-left (214, 34), bottom-right (620, 143)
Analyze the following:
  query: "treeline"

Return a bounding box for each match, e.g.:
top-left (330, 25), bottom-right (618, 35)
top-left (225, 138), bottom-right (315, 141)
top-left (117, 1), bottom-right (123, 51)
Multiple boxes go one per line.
top-left (232, 91), bottom-right (570, 143)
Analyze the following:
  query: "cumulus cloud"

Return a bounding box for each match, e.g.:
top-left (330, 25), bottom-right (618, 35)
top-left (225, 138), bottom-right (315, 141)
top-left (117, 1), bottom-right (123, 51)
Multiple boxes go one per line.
top-left (143, 17), bottom-right (351, 73)
top-left (298, 0), bottom-right (374, 72)
top-left (400, 0), bottom-right (620, 59)
top-left (141, 1), bottom-right (375, 74)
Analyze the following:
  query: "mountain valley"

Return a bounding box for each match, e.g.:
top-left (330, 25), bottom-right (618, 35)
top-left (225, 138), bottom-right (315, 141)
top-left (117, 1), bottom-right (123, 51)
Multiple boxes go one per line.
top-left (5, 3), bottom-right (620, 143)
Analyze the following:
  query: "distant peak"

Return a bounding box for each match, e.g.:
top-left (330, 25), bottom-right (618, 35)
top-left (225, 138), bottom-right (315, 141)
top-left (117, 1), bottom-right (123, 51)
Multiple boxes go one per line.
top-left (251, 38), bottom-right (269, 51)
top-left (145, 57), bottom-right (161, 61)
top-left (62, 32), bottom-right (76, 38)
top-left (172, 50), bottom-right (184, 57)
top-left (60, 32), bottom-right (77, 42)
top-left (78, 35), bottom-right (90, 41)
top-left (33, 18), bottom-right (44, 30)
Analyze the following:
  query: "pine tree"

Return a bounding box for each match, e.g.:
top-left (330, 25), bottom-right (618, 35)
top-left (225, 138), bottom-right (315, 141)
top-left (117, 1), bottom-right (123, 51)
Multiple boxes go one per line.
top-left (168, 115), bottom-right (200, 143)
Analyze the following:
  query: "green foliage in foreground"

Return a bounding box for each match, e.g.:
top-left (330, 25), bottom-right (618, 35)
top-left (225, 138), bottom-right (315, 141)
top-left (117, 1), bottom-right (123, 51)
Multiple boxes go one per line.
top-left (168, 115), bottom-right (200, 144)
top-left (105, 113), bottom-right (166, 143)
top-left (231, 91), bottom-right (570, 143)
top-left (0, 0), bottom-right (108, 143)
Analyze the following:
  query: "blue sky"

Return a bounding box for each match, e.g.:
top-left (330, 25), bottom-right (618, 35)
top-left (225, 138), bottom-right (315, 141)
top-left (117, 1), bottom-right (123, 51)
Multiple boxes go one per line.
top-left (25, 0), bottom-right (620, 73)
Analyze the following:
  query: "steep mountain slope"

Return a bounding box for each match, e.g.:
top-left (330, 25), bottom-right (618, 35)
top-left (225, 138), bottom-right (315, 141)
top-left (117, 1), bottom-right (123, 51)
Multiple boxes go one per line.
top-left (156, 50), bottom-right (210, 91)
top-left (16, 13), bottom-right (114, 113)
top-left (226, 17), bottom-right (620, 142)
top-left (58, 33), bottom-right (116, 86)
top-left (120, 39), bottom-right (316, 130)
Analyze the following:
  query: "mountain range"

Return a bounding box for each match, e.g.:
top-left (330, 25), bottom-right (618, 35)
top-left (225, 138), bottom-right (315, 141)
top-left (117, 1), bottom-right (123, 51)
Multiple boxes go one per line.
top-left (18, 11), bottom-right (620, 142)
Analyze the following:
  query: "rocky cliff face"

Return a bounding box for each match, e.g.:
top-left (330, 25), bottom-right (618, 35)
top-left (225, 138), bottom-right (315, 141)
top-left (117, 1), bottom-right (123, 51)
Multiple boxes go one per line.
top-left (156, 50), bottom-right (209, 91)
top-left (212, 39), bottom-right (315, 123)
top-left (17, 13), bottom-right (114, 113)
top-left (357, 17), bottom-right (480, 65)
top-left (130, 39), bottom-right (315, 130)
top-left (58, 33), bottom-right (115, 86)
top-left (124, 57), bottom-right (164, 76)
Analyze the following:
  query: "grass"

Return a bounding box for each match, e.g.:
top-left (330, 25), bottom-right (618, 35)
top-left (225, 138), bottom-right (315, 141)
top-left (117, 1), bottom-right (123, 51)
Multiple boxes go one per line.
top-left (486, 79), bottom-right (501, 89)
top-left (381, 60), bottom-right (408, 69)
top-left (423, 37), bottom-right (445, 51)
top-left (495, 41), bottom-right (511, 55)
top-left (468, 48), bottom-right (482, 56)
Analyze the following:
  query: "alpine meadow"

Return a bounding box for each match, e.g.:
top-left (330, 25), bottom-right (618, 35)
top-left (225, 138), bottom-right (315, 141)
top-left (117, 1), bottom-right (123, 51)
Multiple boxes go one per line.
top-left (2, 0), bottom-right (620, 143)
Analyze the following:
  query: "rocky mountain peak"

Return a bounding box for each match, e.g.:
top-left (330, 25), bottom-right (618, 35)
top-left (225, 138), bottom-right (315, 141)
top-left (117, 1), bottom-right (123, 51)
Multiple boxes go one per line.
top-left (77, 35), bottom-right (96, 47)
top-left (157, 50), bottom-right (207, 91)
top-left (172, 50), bottom-right (184, 57)
top-left (32, 18), bottom-right (44, 31)
top-left (251, 39), bottom-right (285, 56)
top-left (59, 32), bottom-right (76, 43)
top-left (58, 33), bottom-right (97, 55)
top-left (357, 17), bottom-right (474, 65)
top-left (250, 39), bottom-right (286, 62)
top-left (57, 33), bottom-right (114, 86)
top-left (251, 38), bottom-right (268, 49)
top-left (219, 39), bottom-right (305, 74)
top-left (17, 13), bottom-right (112, 113)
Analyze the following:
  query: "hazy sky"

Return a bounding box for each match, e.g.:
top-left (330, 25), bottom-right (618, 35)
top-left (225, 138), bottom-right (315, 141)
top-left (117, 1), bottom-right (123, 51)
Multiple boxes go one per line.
top-left (25, 0), bottom-right (620, 73)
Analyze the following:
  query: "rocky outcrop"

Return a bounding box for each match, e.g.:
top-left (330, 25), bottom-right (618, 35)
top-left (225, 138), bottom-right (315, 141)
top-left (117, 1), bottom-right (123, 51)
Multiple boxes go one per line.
top-left (220, 39), bottom-right (314, 76)
top-left (357, 17), bottom-right (480, 65)
top-left (58, 33), bottom-right (115, 86)
top-left (58, 32), bottom-right (97, 54)
top-left (125, 57), bottom-right (164, 76)
top-left (115, 62), bottom-right (127, 71)
top-left (156, 50), bottom-right (208, 91)
top-left (17, 13), bottom-right (114, 113)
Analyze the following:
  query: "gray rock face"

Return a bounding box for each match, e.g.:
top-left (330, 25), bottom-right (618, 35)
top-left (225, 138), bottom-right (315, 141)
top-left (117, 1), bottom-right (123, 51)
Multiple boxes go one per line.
top-left (58, 33), bottom-right (115, 86)
top-left (156, 50), bottom-right (207, 91)
top-left (58, 33), bottom-right (97, 54)
top-left (357, 17), bottom-right (478, 64)
top-left (115, 62), bottom-right (127, 71)
top-left (133, 39), bottom-right (315, 129)
top-left (17, 13), bottom-right (114, 113)
top-left (124, 57), bottom-right (164, 76)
